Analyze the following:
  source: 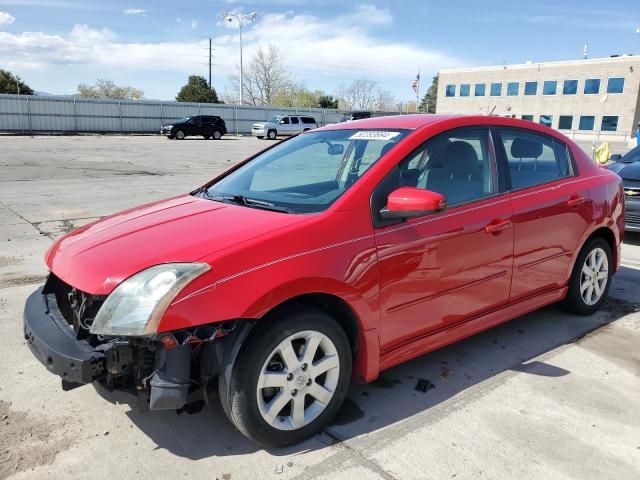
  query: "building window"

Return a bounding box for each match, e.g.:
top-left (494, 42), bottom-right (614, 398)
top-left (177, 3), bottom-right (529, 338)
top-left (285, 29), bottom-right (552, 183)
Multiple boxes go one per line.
top-left (543, 81), bottom-right (557, 95)
top-left (579, 116), bottom-right (595, 130)
top-left (507, 82), bottom-right (519, 96)
top-left (521, 115), bottom-right (534, 121)
top-left (490, 82), bottom-right (502, 96)
top-left (607, 77), bottom-right (624, 94)
top-left (558, 116), bottom-right (573, 130)
top-left (539, 115), bottom-right (553, 127)
top-left (475, 83), bottom-right (486, 96)
top-left (563, 80), bottom-right (578, 95)
top-left (601, 116), bottom-right (619, 131)
top-left (524, 81), bottom-right (537, 95)
top-left (584, 79), bottom-right (600, 95)
top-left (460, 84), bottom-right (470, 97)
top-left (446, 84), bottom-right (456, 97)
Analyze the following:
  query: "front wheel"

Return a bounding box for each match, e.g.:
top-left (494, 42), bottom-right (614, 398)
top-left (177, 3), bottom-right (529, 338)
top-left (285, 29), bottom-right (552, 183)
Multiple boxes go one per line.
top-left (267, 129), bottom-right (277, 140)
top-left (175, 130), bottom-right (185, 140)
top-left (562, 237), bottom-right (612, 315)
top-left (219, 307), bottom-right (352, 447)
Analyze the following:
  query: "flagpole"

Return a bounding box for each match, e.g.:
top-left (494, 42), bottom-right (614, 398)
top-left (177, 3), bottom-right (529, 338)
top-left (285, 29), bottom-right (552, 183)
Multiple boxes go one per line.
top-left (416, 69), bottom-right (420, 113)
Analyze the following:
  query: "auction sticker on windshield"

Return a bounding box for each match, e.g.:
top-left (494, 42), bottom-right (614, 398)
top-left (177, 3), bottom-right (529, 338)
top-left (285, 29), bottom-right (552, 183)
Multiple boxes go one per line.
top-left (349, 131), bottom-right (401, 141)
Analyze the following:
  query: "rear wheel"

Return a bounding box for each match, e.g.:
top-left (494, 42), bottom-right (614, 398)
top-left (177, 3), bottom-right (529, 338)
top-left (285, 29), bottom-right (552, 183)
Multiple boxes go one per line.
top-left (212, 130), bottom-right (222, 140)
top-left (562, 237), bottom-right (612, 315)
top-left (267, 129), bottom-right (277, 140)
top-left (219, 307), bottom-right (351, 447)
top-left (175, 130), bottom-right (185, 140)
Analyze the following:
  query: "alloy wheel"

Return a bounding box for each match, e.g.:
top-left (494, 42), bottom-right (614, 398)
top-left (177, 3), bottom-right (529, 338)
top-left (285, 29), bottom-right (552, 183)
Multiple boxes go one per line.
top-left (256, 330), bottom-right (340, 431)
top-left (580, 247), bottom-right (609, 306)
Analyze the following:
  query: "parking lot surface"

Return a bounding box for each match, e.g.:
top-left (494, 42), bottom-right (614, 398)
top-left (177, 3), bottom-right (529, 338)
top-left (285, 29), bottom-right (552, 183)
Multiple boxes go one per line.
top-left (1, 135), bottom-right (639, 480)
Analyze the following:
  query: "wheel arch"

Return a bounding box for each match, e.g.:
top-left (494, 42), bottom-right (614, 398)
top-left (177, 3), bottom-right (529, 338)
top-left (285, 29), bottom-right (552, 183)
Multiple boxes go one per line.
top-left (581, 226), bottom-right (618, 273)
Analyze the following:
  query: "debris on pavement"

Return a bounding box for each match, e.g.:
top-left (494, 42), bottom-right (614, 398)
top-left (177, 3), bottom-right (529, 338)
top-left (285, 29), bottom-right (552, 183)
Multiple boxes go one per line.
top-left (415, 378), bottom-right (436, 393)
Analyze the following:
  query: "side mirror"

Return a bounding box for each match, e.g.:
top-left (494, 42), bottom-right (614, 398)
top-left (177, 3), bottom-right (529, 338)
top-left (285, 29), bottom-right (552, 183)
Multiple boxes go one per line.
top-left (279, 119), bottom-right (286, 124)
top-left (327, 143), bottom-right (344, 155)
top-left (380, 187), bottom-right (446, 220)
top-left (610, 154), bottom-right (622, 162)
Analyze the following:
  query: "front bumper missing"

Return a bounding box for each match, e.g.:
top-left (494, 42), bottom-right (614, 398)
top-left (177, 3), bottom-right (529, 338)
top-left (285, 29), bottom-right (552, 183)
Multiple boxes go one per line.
top-left (23, 287), bottom-right (105, 384)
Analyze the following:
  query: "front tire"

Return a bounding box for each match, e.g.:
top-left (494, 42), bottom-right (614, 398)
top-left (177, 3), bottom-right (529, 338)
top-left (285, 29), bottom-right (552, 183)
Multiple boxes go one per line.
top-left (267, 129), bottom-right (277, 140)
top-left (562, 237), bottom-right (612, 315)
top-left (219, 306), bottom-right (351, 448)
top-left (175, 130), bottom-right (185, 140)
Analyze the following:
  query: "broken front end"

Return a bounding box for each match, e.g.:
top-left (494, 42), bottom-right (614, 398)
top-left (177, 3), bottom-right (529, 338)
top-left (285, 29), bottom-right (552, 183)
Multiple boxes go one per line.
top-left (23, 272), bottom-right (247, 412)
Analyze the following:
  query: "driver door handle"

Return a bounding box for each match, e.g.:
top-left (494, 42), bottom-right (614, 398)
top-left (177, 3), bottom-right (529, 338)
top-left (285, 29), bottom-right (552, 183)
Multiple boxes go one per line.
top-left (567, 195), bottom-right (586, 207)
top-left (485, 219), bottom-right (512, 234)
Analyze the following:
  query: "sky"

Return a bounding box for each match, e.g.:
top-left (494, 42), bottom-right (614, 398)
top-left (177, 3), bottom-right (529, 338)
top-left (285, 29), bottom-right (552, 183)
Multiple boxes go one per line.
top-left (1, 0), bottom-right (639, 102)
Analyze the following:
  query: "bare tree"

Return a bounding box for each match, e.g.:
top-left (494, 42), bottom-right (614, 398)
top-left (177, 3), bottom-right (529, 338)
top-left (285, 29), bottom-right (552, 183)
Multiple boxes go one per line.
top-left (229, 45), bottom-right (292, 105)
top-left (374, 88), bottom-right (396, 112)
top-left (336, 78), bottom-right (378, 110)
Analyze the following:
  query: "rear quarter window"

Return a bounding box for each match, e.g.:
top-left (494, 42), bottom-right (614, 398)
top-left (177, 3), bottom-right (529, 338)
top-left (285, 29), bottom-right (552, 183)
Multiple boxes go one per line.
top-left (301, 117), bottom-right (317, 124)
top-left (497, 128), bottom-right (573, 190)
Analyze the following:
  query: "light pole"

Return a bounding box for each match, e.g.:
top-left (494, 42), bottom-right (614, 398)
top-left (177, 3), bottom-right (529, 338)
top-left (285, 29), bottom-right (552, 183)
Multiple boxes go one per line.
top-left (636, 27), bottom-right (640, 56)
top-left (221, 11), bottom-right (257, 105)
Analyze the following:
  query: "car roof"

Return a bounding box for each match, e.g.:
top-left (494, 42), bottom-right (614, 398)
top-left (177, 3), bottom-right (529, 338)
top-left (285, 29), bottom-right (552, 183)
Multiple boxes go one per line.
top-left (317, 114), bottom-right (547, 132)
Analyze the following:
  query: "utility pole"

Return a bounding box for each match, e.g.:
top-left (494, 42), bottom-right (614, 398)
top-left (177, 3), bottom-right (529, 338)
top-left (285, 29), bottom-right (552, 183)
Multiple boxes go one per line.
top-left (209, 37), bottom-right (212, 89)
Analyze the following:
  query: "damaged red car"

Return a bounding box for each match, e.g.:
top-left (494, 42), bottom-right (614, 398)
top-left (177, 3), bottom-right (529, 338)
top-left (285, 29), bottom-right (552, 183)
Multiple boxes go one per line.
top-left (23, 115), bottom-right (624, 447)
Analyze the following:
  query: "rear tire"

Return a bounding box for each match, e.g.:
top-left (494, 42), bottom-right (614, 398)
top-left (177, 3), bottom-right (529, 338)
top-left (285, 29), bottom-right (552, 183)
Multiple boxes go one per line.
top-left (219, 306), bottom-right (352, 448)
top-left (213, 130), bottom-right (222, 140)
top-left (175, 130), bottom-right (185, 140)
top-left (267, 129), bottom-right (277, 140)
top-left (562, 237), bottom-right (612, 315)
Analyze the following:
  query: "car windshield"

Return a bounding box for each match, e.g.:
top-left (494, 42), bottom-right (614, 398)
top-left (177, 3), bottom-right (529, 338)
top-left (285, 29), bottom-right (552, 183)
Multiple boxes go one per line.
top-left (200, 129), bottom-right (410, 214)
top-left (267, 116), bottom-right (282, 123)
top-left (179, 116), bottom-right (192, 123)
top-left (621, 146), bottom-right (640, 163)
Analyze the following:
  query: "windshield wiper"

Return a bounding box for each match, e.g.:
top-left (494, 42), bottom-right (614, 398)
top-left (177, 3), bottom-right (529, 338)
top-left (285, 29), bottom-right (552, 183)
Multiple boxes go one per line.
top-left (209, 194), bottom-right (293, 214)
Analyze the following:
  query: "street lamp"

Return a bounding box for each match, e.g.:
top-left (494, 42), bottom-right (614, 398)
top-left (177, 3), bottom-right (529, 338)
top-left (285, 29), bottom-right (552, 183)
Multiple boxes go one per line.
top-left (221, 11), bottom-right (257, 105)
top-left (636, 27), bottom-right (640, 56)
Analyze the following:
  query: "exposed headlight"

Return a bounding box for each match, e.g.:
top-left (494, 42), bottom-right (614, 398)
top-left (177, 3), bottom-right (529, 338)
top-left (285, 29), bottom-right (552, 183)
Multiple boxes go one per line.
top-left (90, 263), bottom-right (210, 337)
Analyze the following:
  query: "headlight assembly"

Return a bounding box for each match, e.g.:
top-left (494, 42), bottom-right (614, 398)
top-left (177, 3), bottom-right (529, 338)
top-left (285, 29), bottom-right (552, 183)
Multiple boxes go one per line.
top-left (90, 263), bottom-right (210, 337)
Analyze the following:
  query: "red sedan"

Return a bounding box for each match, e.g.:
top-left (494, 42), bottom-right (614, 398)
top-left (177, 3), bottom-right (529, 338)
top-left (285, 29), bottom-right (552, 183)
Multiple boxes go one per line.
top-left (23, 115), bottom-right (624, 447)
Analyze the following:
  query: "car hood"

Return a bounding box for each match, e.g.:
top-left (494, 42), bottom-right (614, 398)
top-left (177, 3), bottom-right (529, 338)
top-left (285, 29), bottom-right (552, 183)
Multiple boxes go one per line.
top-left (253, 122), bottom-right (269, 127)
top-left (615, 161), bottom-right (640, 181)
top-left (46, 195), bottom-right (308, 295)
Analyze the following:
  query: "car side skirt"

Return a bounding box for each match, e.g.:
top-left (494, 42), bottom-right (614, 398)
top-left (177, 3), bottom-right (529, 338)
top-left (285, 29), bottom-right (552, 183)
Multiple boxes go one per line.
top-left (377, 286), bottom-right (568, 374)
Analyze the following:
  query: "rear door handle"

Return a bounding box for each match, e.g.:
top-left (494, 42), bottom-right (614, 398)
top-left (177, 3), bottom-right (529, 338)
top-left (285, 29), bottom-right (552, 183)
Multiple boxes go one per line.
top-left (567, 195), bottom-right (586, 207)
top-left (485, 219), bottom-right (512, 233)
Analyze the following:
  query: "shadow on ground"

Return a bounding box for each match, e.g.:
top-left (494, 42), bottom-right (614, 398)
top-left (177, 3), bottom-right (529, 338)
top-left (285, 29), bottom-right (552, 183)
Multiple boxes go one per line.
top-left (126, 267), bottom-right (640, 460)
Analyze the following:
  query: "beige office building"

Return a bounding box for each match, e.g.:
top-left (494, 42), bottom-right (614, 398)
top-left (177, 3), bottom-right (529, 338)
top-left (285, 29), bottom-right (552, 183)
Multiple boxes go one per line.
top-left (437, 56), bottom-right (640, 141)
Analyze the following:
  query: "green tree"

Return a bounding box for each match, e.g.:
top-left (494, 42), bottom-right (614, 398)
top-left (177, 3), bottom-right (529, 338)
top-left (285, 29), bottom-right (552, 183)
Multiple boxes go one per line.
top-left (0, 69), bottom-right (34, 95)
top-left (317, 94), bottom-right (338, 109)
top-left (77, 79), bottom-right (144, 100)
top-left (419, 74), bottom-right (438, 113)
top-left (176, 75), bottom-right (221, 103)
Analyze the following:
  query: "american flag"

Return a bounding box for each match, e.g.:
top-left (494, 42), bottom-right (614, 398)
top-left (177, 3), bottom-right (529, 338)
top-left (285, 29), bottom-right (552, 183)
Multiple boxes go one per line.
top-left (411, 71), bottom-right (420, 95)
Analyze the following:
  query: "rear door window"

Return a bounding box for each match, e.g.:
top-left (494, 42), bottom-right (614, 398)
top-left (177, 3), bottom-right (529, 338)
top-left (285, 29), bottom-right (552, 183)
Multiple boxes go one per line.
top-left (291, 117), bottom-right (300, 124)
top-left (496, 128), bottom-right (572, 190)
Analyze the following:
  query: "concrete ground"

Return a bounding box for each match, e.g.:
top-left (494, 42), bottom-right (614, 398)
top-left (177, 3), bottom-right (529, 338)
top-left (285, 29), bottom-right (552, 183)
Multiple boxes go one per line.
top-left (0, 135), bottom-right (639, 480)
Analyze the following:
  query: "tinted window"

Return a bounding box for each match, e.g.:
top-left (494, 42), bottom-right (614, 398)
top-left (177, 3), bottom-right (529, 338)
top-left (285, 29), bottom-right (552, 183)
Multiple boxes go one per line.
top-left (498, 128), bottom-right (571, 189)
top-left (521, 115), bottom-right (534, 121)
top-left (601, 116), bottom-right (619, 131)
top-left (301, 117), bottom-right (316, 124)
top-left (475, 84), bottom-right (486, 96)
top-left (490, 82), bottom-right (502, 96)
top-left (584, 79), bottom-right (600, 94)
top-left (543, 81), bottom-right (557, 95)
top-left (607, 77), bottom-right (624, 93)
top-left (579, 116), bottom-right (595, 130)
top-left (460, 84), bottom-right (470, 96)
top-left (291, 117), bottom-right (299, 124)
top-left (281, 117), bottom-right (290, 124)
top-left (446, 85), bottom-right (456, 97)
top-left (622, 146), bottom-right (640, 163)
top-left (507, 82), bottom-right (519, 96)
top-left (539, 115), bottom-right (553, 127)
top-left (563, 80), bottom-right (578, 94)
top-left (410, 129), bottom-right (496, 206)
top-left (558, 116), bottom-right (573, 130)
top-left (524, 81), bottom-right (537, 95)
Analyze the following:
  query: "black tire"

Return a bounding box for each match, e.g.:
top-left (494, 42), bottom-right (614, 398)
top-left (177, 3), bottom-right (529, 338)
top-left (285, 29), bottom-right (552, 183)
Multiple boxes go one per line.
top-left (203, 135), bottom-right (211, 140)
top-left (267, 129), bottom-right (277, 140)
top-left (175, 130), bottom-right (186, 140)
top-left (212, 130), bottom-right (222, 140)
top-left (562, 237), bottom-right (612, 315)
top-left (219, 306), bottom-right (352, 448)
